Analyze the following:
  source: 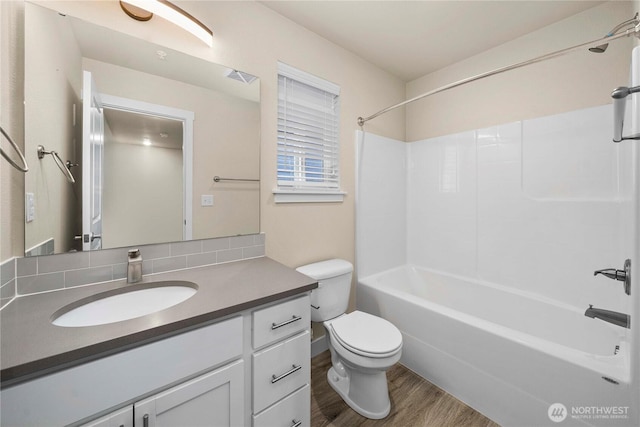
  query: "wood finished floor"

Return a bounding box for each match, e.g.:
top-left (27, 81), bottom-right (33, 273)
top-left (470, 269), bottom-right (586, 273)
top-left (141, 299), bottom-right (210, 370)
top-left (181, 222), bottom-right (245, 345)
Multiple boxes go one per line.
top-left (311, 351), bottom-right (501, 427)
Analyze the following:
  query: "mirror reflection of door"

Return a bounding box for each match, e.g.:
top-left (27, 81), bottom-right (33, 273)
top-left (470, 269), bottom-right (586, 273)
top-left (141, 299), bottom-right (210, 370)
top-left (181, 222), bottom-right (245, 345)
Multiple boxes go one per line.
top-left (81, 70), bottom-right (192, 251)
top-left (82, 71), bottom-right (104, 251)
top-left (102, 108), bottom-right (184, 249)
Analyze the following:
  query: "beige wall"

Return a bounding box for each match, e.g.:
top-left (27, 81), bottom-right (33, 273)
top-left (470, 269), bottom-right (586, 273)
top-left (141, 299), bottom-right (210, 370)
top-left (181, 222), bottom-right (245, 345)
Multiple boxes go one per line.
top-left (0, 1), bottom-right (25, 262)
top-left (4, 0), bottom-right (638, 270)
top-left (182, 1), bottom-right (406, 270)
top-left (406, 1), bottom-right (636, 141)
top-left (637, 0), bottom-right (640, 48)
top-left (24, 2), bottom-right (82, 254)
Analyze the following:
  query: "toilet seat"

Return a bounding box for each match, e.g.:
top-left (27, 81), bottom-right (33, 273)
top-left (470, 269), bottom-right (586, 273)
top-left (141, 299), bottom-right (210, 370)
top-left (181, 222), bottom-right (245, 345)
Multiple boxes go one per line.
top-left (329, 311), bottom-right (402, 358)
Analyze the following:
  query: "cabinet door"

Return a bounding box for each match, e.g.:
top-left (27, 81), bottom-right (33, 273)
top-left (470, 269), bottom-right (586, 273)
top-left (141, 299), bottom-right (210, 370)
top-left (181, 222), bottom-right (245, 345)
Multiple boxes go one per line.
top-left (79, 406), bottom-right (133, 427)
top-left (134, 360), bottom-right (244, 427)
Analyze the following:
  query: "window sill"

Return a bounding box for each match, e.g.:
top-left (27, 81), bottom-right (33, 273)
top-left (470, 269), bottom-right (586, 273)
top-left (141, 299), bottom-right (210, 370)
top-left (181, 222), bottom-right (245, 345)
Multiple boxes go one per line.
top-left (272, 188), bottom-right (346, 204)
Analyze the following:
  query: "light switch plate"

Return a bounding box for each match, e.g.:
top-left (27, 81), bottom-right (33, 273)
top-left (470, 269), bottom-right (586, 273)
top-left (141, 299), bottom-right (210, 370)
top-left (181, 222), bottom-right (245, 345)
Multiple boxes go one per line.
top-left (201, 195), bottom-right (214, 207)
top-left (26, 193), bottom-right (35, 222)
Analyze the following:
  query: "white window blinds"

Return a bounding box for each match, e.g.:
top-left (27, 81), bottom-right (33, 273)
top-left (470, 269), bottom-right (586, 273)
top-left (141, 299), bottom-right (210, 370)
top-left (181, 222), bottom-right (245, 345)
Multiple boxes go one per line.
top-left (277, 63), bottom-right (340, 191)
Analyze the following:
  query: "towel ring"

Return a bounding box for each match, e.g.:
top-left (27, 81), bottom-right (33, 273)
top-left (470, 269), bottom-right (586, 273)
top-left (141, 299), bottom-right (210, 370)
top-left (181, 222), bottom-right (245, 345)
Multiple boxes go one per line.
top-left (0, 125), bottom-right (29, 173)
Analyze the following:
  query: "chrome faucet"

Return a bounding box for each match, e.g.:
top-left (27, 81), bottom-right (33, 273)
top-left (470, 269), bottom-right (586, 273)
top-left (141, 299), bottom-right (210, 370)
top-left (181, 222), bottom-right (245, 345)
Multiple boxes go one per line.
top-left (584, 305), bottom-right (630, 328)
top-left (127, 249), bottom-right (142, 284)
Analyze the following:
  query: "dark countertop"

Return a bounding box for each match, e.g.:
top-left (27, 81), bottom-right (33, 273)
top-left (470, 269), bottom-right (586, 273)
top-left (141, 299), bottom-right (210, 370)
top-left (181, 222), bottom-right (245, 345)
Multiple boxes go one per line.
top-left (0, 257), bottom-right (317, 387)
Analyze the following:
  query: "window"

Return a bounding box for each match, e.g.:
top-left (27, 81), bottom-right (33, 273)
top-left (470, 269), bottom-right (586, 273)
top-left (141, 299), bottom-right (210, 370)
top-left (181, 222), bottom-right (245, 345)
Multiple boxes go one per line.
top-left (274, 62), bottom-right (344, 203)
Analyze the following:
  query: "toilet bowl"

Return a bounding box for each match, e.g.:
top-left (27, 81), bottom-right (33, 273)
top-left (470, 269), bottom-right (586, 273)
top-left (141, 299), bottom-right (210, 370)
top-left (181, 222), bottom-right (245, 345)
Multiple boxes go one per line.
top-left (324, 311), bottom-right (402, 419)
top-left (296, 259), bottom-right (403, 419)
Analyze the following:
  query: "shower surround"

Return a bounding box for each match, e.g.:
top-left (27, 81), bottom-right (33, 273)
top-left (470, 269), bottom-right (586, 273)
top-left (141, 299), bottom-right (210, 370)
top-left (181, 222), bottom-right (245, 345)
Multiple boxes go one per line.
top-left (356, 103), bottom-right (636, 426)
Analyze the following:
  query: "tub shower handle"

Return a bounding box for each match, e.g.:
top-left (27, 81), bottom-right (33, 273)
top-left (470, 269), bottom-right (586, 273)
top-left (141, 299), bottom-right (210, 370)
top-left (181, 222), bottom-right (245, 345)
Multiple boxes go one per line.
top-left (594, 259), bottom-right (631, 295)
top-left (594, 269), bottom-right (625, 281)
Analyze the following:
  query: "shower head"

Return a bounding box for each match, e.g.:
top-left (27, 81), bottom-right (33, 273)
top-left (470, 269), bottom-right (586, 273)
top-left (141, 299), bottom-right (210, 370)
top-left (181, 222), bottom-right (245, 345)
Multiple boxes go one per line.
top-left (589, 13), bottom-right (639, 53)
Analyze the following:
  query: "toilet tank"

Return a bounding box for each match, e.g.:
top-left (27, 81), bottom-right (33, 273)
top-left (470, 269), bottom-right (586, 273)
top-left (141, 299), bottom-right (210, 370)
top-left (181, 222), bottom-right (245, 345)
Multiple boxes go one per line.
top-left (296, 259), bottom-right (353, 322)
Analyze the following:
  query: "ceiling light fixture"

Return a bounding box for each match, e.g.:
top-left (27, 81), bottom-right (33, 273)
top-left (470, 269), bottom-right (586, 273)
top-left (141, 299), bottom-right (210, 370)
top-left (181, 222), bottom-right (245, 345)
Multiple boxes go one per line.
top-left (119, 1), bottom-right (153, 21)
top-left (119, 0), bottom-right (213, 47)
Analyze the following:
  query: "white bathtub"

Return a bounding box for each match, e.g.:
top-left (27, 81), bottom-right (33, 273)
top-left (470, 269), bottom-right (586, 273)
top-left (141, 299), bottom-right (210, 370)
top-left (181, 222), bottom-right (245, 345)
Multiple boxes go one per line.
top-left (357, 265), bottom-right (633, 427)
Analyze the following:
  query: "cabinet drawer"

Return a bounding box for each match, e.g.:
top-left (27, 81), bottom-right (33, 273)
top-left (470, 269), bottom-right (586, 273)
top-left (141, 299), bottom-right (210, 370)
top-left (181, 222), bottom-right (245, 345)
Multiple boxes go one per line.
top-left (253, 294), bottom-right (309, 349)
top-left (253, 331), bottom-right (310, 413)
top-left (253, 384), bottom-right (310, 427)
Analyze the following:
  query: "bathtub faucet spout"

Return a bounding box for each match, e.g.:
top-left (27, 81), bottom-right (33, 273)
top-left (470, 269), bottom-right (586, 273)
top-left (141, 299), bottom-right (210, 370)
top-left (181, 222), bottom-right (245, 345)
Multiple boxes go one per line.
top-left (584, 305), bottom-right (630, 328)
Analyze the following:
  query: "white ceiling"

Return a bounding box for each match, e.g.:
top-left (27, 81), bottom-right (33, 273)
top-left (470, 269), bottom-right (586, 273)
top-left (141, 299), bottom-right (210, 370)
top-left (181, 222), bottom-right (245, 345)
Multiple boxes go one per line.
top-left (260, 0), bottom-right (606, 81)
top-left (104, 108), bottom-right (184, 149)
top-left (67, 9), bottom-right (260, 102)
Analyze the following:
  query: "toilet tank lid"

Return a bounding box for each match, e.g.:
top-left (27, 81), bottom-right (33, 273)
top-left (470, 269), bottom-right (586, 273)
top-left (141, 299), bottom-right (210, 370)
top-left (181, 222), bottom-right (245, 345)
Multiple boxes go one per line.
top-left (296, 259), bottom-right (353, 280)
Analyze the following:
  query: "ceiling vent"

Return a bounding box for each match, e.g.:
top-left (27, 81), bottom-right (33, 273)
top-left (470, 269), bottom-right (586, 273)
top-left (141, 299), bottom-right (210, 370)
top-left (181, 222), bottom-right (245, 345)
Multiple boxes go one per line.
top-left (225, 69), bottom-right (257, 84)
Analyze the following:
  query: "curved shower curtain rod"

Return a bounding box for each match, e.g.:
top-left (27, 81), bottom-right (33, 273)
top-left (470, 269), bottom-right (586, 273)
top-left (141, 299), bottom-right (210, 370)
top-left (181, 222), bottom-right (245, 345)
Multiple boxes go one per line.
top-left (357, 18), bottom-right (640, 127)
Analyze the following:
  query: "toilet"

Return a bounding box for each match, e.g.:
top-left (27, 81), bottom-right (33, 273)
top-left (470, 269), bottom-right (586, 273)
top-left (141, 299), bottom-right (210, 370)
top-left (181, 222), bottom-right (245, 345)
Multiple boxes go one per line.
top-left (296, 259), bottom-right (402, 419)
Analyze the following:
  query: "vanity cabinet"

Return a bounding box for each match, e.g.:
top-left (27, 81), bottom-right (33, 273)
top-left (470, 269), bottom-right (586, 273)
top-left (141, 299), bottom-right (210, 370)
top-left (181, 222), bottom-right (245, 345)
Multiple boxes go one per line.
top-left (1, 316), bottom-right (244, 426)
top-left (80, 360), bottom-right (243, 427)
top-left (251, 295), bottom-right (311, 427)
top-left (1, 293), bottom-right (311, 427)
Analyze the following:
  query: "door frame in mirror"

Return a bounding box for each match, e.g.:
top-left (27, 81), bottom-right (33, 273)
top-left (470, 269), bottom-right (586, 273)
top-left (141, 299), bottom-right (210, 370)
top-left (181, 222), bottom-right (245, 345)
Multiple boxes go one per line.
top-left (99, 93), bottom-right (194, 244)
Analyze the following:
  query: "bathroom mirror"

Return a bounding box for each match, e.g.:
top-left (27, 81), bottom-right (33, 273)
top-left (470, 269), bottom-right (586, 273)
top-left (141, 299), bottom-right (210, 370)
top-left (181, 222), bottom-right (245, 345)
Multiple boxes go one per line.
top-left (23, 2), bottom-right (260, 256)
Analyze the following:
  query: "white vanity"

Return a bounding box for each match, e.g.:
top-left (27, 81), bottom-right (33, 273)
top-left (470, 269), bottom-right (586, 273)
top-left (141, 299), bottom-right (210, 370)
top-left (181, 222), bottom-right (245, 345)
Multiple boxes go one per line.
top-left (0, 257), bottom-right (316, 427)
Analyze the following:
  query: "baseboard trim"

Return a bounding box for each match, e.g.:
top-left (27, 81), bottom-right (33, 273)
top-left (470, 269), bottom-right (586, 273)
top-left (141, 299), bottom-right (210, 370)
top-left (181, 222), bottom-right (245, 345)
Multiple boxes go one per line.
top-left (311, 335), bottom-right (328, 358)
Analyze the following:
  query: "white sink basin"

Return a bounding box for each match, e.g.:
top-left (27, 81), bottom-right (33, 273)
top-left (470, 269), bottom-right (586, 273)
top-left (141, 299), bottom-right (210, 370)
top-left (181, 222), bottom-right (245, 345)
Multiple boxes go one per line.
top-left (51, 281), bottom-right (198, 327)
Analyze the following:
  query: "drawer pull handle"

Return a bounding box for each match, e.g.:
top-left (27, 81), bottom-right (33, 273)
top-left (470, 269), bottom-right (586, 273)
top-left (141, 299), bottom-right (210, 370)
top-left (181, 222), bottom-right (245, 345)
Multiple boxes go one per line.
top-left (143, 414), bottom-right (149, 427)
top-left (271, 315), bottom-right (302, 330)
top-left (271, 364), bottom-right (302, 383)
top-left (291, 419), bottom-right (302, 427)
top-left (311, 304), bottom-right (320, 310)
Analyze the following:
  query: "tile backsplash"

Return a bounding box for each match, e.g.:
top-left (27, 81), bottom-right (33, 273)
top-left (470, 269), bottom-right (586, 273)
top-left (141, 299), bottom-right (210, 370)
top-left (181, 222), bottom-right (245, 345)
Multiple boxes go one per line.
top-left (1, 258), bottom-right (16, 309)
top-left (2, 234), bottom-right (265, 300)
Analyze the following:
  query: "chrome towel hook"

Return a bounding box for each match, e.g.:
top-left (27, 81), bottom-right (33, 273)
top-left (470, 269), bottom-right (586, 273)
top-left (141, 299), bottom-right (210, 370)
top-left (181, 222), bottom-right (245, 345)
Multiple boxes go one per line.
top-left (37, 145), bottom-right (75, 183)
top-left (0, 125), bottom-right (29, 173)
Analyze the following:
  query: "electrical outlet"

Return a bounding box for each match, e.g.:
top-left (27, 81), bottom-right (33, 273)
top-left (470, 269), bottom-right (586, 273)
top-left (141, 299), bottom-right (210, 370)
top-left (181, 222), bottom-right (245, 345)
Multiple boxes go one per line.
top-left (201, 195), bottom-right (214, 207)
